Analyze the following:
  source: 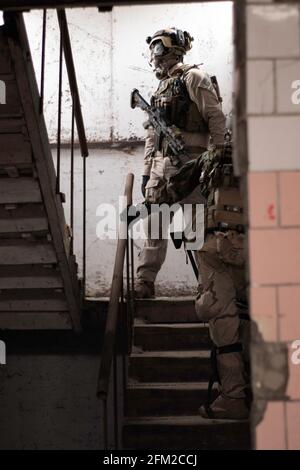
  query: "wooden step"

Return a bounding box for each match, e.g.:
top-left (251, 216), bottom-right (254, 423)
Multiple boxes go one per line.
top-left (125, 382), bottom-right (218, 417)
top-left (133, 320), bottom-right (210, 351)
top-left (0, 134), bottom-right (32, 167)
top-left (0, 239), bottom-right (56, 264)
top-left (0, 204), bottom-right (48, 234)
top-left (0, 265), bottom-right (63, 289)
top-left (0, 290), bottom-right (68, 312)
top-left (123, 415), bottom-right (251, 450)
top-left (0, 32), bottom-right (12, 74)
top-left (0, 312), bottom-right (72, 330)
top-left (0, 117), bottom-right (27, 134)
top-left (135, 297), bottom-right (198, 323)
top-left (129, 350), bottom-right (211, 383)
top-left (0, 177), bottom-right (41, 204)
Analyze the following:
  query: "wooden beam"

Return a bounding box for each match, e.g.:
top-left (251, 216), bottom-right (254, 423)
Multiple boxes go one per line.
top-left (1, 0), bottom-right (224, 10)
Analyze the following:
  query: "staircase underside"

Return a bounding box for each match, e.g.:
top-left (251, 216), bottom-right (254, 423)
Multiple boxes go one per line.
top-left (0, 14), bottom-right (81, 331)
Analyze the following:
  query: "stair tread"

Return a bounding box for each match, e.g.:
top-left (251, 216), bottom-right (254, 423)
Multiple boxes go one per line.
top-left (131, 350), bottom-right (210, 358)
top-left (127, 381), bottom-right (215, 390)
top-left (136, 296), bottom-right (194, 303)
top-left (124, 415), bottom-right (249, 426)
top-left (134, 320), bottom-right (207, 329)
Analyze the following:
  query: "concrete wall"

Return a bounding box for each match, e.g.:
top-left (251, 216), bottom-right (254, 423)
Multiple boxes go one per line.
top-left (57, 146), bottom-right (199, 297)
top-left (24, 2), bottom-right (233, 143)
top-left (0, 352), bottom-right (103, 449)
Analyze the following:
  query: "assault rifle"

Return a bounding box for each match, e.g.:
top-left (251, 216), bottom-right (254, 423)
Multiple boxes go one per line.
top-left (130, 88), bottom-right (188, 167)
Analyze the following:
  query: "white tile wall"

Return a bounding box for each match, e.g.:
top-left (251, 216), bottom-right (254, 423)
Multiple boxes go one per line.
top-left (248, 116), bottom-right (300, 171)
top-left (247, 5), bottom-right (300, 59)
top-left (247, 60), bottom-right (274, 114)
top-left (276, 60), bottom-right (300, 113)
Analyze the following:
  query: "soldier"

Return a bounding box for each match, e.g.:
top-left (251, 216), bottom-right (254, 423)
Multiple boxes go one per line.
top-left (135, 27), bottom-right (226, 299)
top-left (145, 148), bottom-right (250, 420)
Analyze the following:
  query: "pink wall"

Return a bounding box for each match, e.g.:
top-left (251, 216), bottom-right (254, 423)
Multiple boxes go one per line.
top-left (245, 0), bottom-right (300, 450)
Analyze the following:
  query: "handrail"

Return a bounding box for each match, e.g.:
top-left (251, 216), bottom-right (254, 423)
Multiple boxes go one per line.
top-left (56, 9), bottom-right (89, 158)
top-left (97, 173), bottom-right (134, 400)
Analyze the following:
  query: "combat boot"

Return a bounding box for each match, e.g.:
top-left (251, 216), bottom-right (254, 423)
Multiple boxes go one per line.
top-left (199, 394), bottom-right (249, 420)
top-left (199, 349), bottom-right (249, 420)
top-left (134, 280), bottom-right (155, 299)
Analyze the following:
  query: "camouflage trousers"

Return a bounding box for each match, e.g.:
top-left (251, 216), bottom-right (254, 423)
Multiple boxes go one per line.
top-left (195, 231), bottom-right (249, 398)
top-left (137, 151), bottom-right (205, 283)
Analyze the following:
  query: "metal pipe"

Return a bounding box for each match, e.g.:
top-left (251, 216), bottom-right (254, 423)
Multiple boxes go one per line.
top-left (113, 354), bottom-right (119, 449)
top-left (82, 152), bottom-right (86, 296)
top-left (56, 24), bottom-right (63, 194)
top-left (56, 9), bottom-right (89, 158)
top-left (39, 9), bottom-right (47, 114)
top-left (101, 398), bottom-right (108, 450)
top-left (70, 101), bottom-right (75, 254)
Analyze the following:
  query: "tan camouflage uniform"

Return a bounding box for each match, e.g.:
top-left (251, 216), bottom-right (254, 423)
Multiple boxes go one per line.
top-left (145, 147), bottom-right (249, 419)
top-left (137, 62), bottom-right (226, 285)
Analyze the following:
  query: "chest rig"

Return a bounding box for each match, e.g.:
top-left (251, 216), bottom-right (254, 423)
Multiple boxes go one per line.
top-left (151, 65), bottom-right (208, 133)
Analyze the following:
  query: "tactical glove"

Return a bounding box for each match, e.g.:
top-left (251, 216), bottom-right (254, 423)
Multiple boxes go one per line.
top-left (141, 175), bottom-right (150, 197)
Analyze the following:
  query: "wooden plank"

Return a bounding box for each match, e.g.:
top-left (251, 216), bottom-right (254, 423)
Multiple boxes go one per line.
top-left (0, 204), bottom-right (48, 233)
top-left (0, 117), bottom-right (27, 134)
top-left (0, 265), bottom-right (63, 289)
top-left (0, 134), bottom-right (32, 166)
top-left (0, 240), bottom-right (57, 264)
top-left (0, 177), bottom-right (41, 203)
top-left (0, 290), bottom-right (68, 311)
top-left (4, 166), bottom-right (20, 177)
top-left (0, 312), bottom-right (72, 330)
top-left (0, 31), bottom-right (12, 74)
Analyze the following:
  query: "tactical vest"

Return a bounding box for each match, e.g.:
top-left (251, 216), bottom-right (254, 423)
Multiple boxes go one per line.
top-left (205, 160), bottom-right (244, 231)
top-left (151, 65), bottom-right (215, 134)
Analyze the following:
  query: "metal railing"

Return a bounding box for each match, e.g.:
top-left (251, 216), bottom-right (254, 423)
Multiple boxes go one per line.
top-left (39, 9), bottom-right (89, 294)
top-left (97, 173), bottom-right (135, 450)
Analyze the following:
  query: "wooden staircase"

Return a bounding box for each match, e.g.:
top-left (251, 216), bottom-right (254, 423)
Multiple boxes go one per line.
top-left (0, 15), bottom-right (81, 331)
top-left (123, 298), bottom-right (251, 450)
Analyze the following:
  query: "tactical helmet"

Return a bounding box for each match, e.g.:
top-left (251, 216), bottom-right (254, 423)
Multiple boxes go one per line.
top-left (146, 28), bottom-right (194, 58)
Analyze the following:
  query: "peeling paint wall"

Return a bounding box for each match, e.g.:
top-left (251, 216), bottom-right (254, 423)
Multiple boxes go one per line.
top-left (21, 3), bottom-right (234, 296)
top-left (57, 146), bottom-right (199, 297)
top-left (24, 2), bottom-right (233, 143)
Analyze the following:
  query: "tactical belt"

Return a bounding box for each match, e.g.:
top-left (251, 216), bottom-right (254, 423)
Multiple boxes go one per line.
top-left (205, 224), bottom-right (245, 234)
